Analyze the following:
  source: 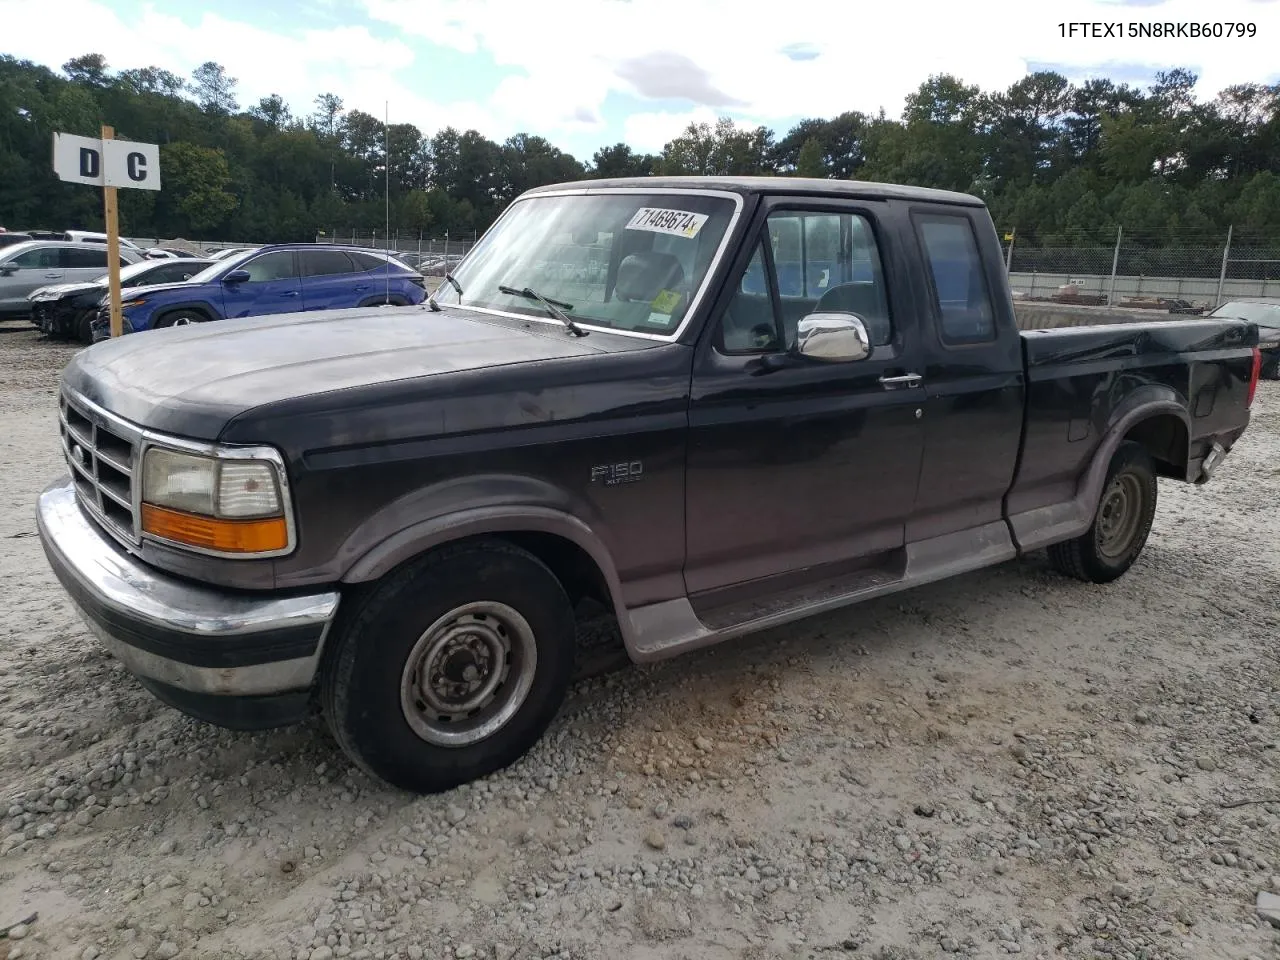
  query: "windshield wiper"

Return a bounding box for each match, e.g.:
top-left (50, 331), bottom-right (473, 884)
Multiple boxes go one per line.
top-left (497, 284), bottom-right (586, 337)
top-left (427, 273), bottom-right (464, 312)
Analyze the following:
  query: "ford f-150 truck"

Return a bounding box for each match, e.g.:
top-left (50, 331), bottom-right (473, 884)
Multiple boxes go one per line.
top-left (36, 177), bottom-right (1260, 794)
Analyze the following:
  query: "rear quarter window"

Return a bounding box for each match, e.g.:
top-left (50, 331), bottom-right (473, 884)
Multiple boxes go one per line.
top-left (350, 252), bottom-right (396, 271)
top-left (915, 213), bottom-right (997, 346)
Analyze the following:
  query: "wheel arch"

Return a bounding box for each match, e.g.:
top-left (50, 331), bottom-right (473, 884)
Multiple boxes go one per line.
top-left (1009, 390), bottom-right (1190, 554)
top-left (151, 300), bottom-right (220, 328)
top-left (340, 492), bottom-right (632, 651)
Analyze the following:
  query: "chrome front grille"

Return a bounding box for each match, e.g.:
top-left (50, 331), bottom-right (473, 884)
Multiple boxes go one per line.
top-left (58, 389), bottom-right (142, 545)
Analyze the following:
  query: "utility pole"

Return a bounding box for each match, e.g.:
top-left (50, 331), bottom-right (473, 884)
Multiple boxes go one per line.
top-left (1216, 224), bottom-right (1233, 309)
top-left (101, 125), bottom-right (123, 338)
top-left (1107, 225), bottom-right (1122, 307)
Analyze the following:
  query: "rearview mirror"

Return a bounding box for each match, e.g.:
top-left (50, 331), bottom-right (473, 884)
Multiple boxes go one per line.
top-left (223, 269), bottom-right (251, 284)
top-left (796, 312), bottom-right (872, 362)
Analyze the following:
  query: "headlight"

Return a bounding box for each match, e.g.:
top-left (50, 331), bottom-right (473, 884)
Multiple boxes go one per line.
top-left (140, 447), bottom-right (290, 555)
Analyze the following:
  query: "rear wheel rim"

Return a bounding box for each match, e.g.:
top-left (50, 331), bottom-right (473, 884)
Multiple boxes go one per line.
top-left (1096, 472), bottom-right (1144, 559)
top-left (399, 601), bottom-right (538, 747)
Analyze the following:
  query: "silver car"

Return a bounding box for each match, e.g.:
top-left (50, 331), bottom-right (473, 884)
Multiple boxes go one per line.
top-left (0, 241), bottom-right (142, 318)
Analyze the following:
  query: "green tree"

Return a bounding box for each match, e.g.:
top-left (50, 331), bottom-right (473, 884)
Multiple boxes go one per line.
top-left (62, 54), bottom-right (109, 87)
top-left (591, 143), bottom-right (656, 178)
top-left (190, 61), bottom-right (237, 115)
top-left (660, 118), bottom-right (772, 176)
top-left (795, 137), bottom-right (827, 177)
top-left (161, 142), bottom-right (237, 232)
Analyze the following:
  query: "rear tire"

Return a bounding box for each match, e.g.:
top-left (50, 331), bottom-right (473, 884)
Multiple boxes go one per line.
top-left (321, 539), bottom-right (576, 794)
top-left (1048, 441), bottom-right (1157, 584)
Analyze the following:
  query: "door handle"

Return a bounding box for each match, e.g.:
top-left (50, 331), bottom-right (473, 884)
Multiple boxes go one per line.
top-left (44, 273), bottom-right (62, 279)
top-left (280, 291), bottom-right (299, 297)
top-left (879, 373), bottom-right (923, 389)
top-left (354, 284), bottom-right (370, 291)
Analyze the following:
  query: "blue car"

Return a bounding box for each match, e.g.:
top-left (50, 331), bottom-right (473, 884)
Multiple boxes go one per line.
top-left (91, 244), bottom-right (426, 340)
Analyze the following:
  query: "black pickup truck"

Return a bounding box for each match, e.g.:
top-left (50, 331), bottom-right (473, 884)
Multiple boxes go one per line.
top-left (37, 177), bottom-right (1260, 794)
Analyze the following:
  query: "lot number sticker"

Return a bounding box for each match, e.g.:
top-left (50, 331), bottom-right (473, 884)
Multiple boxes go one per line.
top-left (626, 207), bottom-right (708, 239)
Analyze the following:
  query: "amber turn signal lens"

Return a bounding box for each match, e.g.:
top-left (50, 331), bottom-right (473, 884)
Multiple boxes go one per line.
top-left (141, 503), bottom-right (288, 554)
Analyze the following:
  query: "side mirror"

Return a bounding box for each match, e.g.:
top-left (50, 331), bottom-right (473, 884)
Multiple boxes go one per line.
top-left (795, 312), bottom-right (872, 362)
top-left (0, 263), bottom-right (18, 276)
top-left (223, 269), bottom-right (251, 284)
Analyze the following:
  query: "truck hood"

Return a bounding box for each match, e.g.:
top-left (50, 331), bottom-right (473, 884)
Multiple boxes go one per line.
top-left (62, 305), bottom-right (613, 439)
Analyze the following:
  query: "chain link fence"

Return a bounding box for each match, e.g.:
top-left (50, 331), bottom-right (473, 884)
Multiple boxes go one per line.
top-left (1003, 228), bottom-right (1280, 310)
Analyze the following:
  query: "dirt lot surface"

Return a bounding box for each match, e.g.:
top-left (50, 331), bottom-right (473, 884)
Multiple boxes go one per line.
top-left (2, 320), bottom-right (1279, 960)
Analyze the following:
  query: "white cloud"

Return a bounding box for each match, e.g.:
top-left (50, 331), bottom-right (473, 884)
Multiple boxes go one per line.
top-left (2, 0), bottom-right (1275, 159)
top-left (362, 0), bottom-right (1279, 142)
top-left (0, 0), bottom-right (496, 139)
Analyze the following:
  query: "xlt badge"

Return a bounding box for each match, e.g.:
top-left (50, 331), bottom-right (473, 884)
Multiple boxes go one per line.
top-left (590, 461), bottom-right (643, 486)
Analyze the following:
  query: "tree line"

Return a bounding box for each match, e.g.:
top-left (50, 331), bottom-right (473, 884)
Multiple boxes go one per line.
top-left (1, 54), bottom-right (1277, 248)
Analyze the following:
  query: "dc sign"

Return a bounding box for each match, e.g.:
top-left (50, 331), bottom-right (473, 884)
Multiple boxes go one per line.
top-left (51, 127), bottom-right (163, 338)
top-left (53, 133), bottom-right (161, 190)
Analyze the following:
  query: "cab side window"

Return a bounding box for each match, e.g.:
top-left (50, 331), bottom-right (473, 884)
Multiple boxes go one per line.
top-left (300, 250), bottom-right (357, 277)
top-left (719, 210), bottom-right (892, 353)
top-left (9, 248), bottom-right (59, 269)
top-left (242, 251), bottom-right (298, 282)
top-left (62, 247), bottom-right (109, 269)
top-left (720, 242), bottom-right (782, 354)
top-left (915, 214), bottom-right (996, 345)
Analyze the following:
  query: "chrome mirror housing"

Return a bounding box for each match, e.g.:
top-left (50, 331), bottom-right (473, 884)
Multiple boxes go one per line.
top-left (795, 312), bottom-right (872, 362)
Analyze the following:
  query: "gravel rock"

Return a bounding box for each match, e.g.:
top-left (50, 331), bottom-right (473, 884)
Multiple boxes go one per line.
top-left (1257, 891), bottom-right (1280, 929)
top-left (4, 334), bottom-right (1280, 960)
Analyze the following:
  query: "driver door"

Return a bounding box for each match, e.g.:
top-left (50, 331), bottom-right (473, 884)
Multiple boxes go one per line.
top-left (221, 250), bottom-right (302, 318)
top-left (684, 201), bottom-right (927, 595)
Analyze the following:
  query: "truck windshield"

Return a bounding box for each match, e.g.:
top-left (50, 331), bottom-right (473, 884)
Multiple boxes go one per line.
top-left (432, 192), bottom-right (738, 336)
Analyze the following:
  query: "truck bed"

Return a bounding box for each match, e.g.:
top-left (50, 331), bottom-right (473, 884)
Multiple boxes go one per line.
top-left (1007, 318), bottom-right (1257, 552)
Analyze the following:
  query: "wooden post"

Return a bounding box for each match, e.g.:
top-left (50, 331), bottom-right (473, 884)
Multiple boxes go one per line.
top-left (101, 125), bottom-right (124, 338)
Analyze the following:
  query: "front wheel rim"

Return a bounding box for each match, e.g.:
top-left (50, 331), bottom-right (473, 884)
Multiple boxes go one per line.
top-left (172, 315), bottom-right (194, 326)
top-left (399, 601), bottom-right (538, 747)
top-left (1096, 472), bottom-right (1145, 559)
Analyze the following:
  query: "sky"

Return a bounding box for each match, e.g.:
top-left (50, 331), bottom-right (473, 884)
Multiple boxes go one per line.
top-left (2, 0), bottom-right (1278, 161)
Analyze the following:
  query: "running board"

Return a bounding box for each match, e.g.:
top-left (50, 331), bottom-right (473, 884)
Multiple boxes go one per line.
top-left (622, 522), bottom-right (1016, 663)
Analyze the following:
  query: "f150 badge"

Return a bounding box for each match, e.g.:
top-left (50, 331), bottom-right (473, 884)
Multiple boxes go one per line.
top-left (590, 461), bottom-right (643, 486)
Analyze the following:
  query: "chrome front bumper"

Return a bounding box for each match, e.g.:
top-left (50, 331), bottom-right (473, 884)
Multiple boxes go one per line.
top-left (36, 477), bottom-right (340, 699)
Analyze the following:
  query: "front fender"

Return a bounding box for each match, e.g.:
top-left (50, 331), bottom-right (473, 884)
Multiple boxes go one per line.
top-left (337, 472), bottom-right (628, 615)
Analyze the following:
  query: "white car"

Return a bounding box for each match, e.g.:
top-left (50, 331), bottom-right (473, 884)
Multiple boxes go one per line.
top-left (60, 230), bottom-right (145, 253)
top-left (0, 240), bottom-right (142, 318)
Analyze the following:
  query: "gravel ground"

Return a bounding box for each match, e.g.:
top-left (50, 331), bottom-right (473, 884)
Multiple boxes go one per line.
top-left (2, 320), bottom-right (1279, 960)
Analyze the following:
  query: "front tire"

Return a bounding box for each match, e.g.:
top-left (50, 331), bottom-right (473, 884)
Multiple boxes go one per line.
top-left (321, 539), bottom-right (576, 793)
top-left (76, 308), bottom-right (98, 345)
top-left (156, 309), bottom-right (209, 329)
top-left (1048, 441), bottom-right (1157, 584)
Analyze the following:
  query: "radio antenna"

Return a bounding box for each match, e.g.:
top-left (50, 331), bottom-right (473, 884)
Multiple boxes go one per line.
top-left (384, 99), bottom-right (391, 304)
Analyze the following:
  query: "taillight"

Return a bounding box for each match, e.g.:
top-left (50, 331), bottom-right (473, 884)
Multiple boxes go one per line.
top-left (1247, 346), bottom-right (1261, 407)
top-left (408, 274), bottom-right (426, 288)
